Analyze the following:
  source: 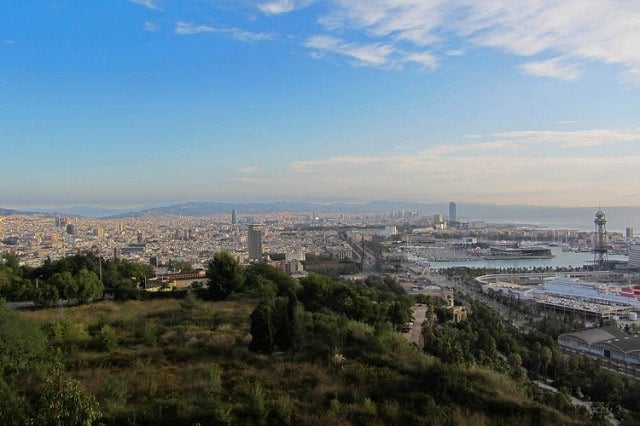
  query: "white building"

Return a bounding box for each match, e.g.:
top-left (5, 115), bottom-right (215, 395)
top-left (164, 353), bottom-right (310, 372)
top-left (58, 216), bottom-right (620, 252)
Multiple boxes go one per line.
top-left (630, 245), bottom-right (640, 269)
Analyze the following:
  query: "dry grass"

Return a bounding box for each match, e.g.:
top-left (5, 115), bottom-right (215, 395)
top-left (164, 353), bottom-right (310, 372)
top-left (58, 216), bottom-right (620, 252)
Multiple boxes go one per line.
top-left (21, 298), bottom-right (182, 326)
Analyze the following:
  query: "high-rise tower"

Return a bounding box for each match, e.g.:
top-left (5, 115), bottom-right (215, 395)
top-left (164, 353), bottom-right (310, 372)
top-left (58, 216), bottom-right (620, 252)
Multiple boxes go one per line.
top-left (247, 224), bottom-right (263, 261)
top-left (449, 201), bottom-right (457, 222)
top-left (231, 209), bottom-right (237, 225)
top-left (593, 209), bottom-right (608, 269)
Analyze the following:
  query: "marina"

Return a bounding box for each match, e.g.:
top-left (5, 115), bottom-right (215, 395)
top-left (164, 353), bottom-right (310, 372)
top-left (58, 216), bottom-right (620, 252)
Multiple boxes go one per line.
top-left (427, 246), bottom-right (628, 270)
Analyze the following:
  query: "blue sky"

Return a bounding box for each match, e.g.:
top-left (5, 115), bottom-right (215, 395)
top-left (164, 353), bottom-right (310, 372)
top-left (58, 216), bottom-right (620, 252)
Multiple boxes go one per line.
top-left (1, 0), bottom-right (639, 208)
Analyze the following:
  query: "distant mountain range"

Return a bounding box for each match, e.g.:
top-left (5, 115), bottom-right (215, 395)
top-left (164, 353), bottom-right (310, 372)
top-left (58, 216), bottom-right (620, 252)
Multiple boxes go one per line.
top-left (2, 201), bottom-right (638, 231)
top-left (107, 201), bottom-right (444, 218)
top-left (0, 207), bottom-right (20, 216)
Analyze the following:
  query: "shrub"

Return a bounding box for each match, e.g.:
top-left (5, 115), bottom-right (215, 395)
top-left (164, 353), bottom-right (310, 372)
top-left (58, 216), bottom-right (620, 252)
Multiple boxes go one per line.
top-left (96, 324), bottom-right (118, 352)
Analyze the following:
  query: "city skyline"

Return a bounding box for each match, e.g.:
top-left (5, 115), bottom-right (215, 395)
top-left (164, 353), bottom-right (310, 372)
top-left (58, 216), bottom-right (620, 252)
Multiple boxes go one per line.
top-left (2, 1), bottom-right (640, 208)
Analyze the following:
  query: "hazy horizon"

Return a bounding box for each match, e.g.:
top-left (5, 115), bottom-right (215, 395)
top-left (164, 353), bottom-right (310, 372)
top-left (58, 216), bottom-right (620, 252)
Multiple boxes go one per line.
top-left (4, 199), bottom-right (640, 211)
top-left (2, 1), bottom-right (639, 207)
top-left (3, 200), bottom-right (639, 232)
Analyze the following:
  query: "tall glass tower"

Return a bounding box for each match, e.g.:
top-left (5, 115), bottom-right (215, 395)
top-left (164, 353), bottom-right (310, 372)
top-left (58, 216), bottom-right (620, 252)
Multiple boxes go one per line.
top-left (449, 201), bottom-right (457, 222)
top-left (247, 224), bottom-right (263, 261)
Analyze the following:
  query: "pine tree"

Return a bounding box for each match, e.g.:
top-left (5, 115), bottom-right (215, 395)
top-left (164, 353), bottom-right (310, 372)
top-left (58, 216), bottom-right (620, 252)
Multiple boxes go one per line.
top-left (249, 301), bottom-right (274, 354)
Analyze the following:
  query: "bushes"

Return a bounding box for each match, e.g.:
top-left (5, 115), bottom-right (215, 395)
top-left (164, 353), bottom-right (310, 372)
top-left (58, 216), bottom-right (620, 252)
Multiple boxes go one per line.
top-left (298, 273), bottom-right (412, 327)
top-left (0, 303), bottom-right (101, 425)
top-left (249, 291), bottom-right (298, 354)
top-left (95, 325), bottom-right (118, 352)
top-left (9, 273), bottom-right (593, 425)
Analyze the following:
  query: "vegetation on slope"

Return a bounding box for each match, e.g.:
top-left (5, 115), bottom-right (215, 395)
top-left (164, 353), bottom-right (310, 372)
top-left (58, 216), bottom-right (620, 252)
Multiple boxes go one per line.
top-left (2, 254), bottom-right (593, 424)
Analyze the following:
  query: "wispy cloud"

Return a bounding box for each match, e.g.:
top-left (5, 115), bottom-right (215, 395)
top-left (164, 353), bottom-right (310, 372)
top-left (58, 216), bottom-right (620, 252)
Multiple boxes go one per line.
top-left (219, 27), bottom-right (274, 42)
top-left (519, 57), bottom-right (582, 81)
top-left (445, 49), bottom-right (465, 56)
top-left (258, 0), bottom-right (315, 15)
top-left (496, 129), bottom-right (640, 148)
top-left (404, 51), bottom-right (438, 69)
top-left (305, 35), bottom-right (438, 69)
top-left (306, 35), bottom-right (393, 67)
top-left (238, 166), bottom-right (260, 174)
top-left (622, 67), bottom-right (640, 86)
top-left (174, 22), bottom-right (273, 41)
top-left (3, 39), bottom-right (15, 45)
top-left (144, 21), bottom-right (159, 33)
top-left (129, 0), bottom-right (161, 11)
top-left (274, 128), bottom-right (640, 205)
top-left (175, 22), bottom-right (214, 35)
top-left (267, 1), bottom-right (640, 80)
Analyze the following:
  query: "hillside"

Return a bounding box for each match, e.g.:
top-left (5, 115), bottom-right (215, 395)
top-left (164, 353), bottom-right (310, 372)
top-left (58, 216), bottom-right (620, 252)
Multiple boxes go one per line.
top-left (12, 295), bottom-right (585, 425)
top-left (0, 254), bottom-right (596, 424)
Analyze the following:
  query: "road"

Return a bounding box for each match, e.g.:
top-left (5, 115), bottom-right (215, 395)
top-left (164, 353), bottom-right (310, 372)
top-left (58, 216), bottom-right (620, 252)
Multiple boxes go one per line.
top-left (425, 273), bottom-right (531, 330)
top-left (425, 273), bottom-right (613, 419)
top-left (407, 305), bottom-right (427, 346)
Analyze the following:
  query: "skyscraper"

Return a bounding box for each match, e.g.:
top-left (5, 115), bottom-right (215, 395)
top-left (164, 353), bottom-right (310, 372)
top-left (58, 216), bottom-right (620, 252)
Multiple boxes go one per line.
top-left (231, 209), bottom-right (237, 225)
top-left (247, 224), bottom-right (263, 261)
top-left (449, 201), bottom-right (457, 222)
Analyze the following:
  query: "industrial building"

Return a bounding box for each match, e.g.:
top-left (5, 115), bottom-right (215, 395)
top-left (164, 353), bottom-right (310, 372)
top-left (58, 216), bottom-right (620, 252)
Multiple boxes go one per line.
top-left (559, 327), bottom-right (640, 376)
top-left (479, 274), bottom-right (638, 320)
top-left (630, 245), bottom-right (640, 270)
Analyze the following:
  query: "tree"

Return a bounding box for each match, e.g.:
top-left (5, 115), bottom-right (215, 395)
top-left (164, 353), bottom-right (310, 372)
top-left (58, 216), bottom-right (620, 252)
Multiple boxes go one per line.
top-left (76, 269), bottom-right (103, 303)
top-left (168, 259), bottom-right (193, 273)
top-left (388, 301), bottom-right (410, 330)
top-left (33, 374), bottom-right (101, 426)
top-left (245, 263), bottom-right (296, 295)
top-left (31, 282), bottom-right (59, 308)
top-left (1, 251), bottom-right (21, 273)
top-left (508, 353), bottom-right (525, 381)
top-left (249, 301), bottom-right (274, 354)
top-left (206, 252), bottom-right (244, 300)
top-left (50, 271), bottom-right (78, 302)
top-left (272, 297), bottom-right (294, 351)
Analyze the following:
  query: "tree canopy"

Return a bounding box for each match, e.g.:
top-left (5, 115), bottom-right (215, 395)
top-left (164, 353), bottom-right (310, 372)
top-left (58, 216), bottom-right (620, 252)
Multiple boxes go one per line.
top-left (206, 251), bottom-right (244, 300)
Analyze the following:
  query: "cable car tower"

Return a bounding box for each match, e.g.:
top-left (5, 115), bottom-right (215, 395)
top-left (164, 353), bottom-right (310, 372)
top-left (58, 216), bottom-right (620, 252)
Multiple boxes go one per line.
top-left (593, 209), bottom-right (608, 269)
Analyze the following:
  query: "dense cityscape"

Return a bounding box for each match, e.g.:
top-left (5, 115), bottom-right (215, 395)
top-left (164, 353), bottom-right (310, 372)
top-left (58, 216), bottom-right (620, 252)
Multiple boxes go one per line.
top-left (3, 1), bottom-right (640, 424)
top-left (2, 203), bottom-right (638, 272)
top-left (3, 202), bottom-right (640, 424)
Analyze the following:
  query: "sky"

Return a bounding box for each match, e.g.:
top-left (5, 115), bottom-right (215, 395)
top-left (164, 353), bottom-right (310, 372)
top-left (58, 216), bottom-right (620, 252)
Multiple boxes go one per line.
top-left (1, 0), bottom-right (640, 209)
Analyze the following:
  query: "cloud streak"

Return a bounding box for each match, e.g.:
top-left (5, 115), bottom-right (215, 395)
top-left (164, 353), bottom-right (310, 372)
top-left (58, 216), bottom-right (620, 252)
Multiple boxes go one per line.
top-left (261, 1), bottom-right (640, 80)
top-left (519, 58), bottom-right (582, 81)
top-left (175, 22), bottom-right (214, 35)
top-left (305, 35), bottom-right (437, 69)
top-left (258, 0), bottom-right (315, 15)
top-left (144, 21), bottom-right (159, 32)
top-left (245, 128), bottom-right (640, 206)
top-left (238, 166), bottom-right (260, 174)
top-left (306, 35), bottom-right (393, 67)
top-left (174, 22), bottom-right (273, 41)
top-left (129, 0), bottom-right (161, 11)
